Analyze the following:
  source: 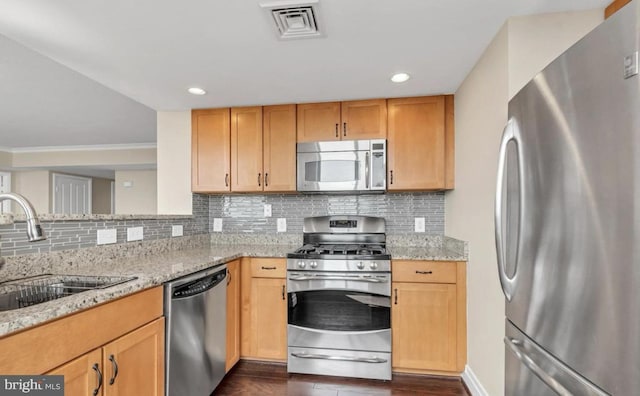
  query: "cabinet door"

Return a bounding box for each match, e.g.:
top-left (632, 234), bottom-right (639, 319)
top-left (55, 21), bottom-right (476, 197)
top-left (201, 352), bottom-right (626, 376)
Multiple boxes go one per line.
top-left (297, 102), bottom-right (341, 142)
top-left (231, 106), bottom-right (263, 192)
top-left (388, 96), bottom-right (446, 190)
top-left (392, 282), bottom-right (457, 372)
top-left (263, 104), bottom-right (296, 192)
top-left (341, 99), bottom-right (387, 140)
top-left (192, 109), bottom-right (231, 192)
top-left (226, 260), bottom-right (241, 372)
top-left (48, 349), bottom-right (103, 396)
top-left (103, 318), bottom-right (165, 396)
top-left (250, 277), bottom-right (287, 360)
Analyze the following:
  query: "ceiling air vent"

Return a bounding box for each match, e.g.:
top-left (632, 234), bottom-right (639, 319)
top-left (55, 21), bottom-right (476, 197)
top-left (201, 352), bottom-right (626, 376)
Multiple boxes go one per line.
top-left (260, 0), bottom-right (324, 40)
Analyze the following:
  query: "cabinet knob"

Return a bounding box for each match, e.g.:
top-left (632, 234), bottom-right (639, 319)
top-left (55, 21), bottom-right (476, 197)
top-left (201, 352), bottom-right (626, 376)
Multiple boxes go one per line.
top-left (225, 173), bottom-right (229, 187)
top-left (282, 285), bottom-right (286, 300)
top-left (335, 123), bottom-right (339, 138)
top-left (343, 122), bottom-right (347, 137)
top-left (258, 173), bottom-right (261, 187)
top-left (394, 288), bottom-right (398, 305)
top-left (390, 170), bottom-right (394, 185)
top-left (265, 173), bottom-right (269, 187)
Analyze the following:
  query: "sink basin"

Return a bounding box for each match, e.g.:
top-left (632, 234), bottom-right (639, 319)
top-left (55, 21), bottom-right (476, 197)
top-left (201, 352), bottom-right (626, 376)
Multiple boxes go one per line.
top-left (0, 274), bottom-right (138, 312)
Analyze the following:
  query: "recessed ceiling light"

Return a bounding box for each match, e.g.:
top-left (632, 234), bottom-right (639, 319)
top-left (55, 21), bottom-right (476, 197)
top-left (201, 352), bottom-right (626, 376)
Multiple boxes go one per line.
top-left (391, 73), bottom-right (411, 83)
top-left (188, 87), bottom-right (207, 95)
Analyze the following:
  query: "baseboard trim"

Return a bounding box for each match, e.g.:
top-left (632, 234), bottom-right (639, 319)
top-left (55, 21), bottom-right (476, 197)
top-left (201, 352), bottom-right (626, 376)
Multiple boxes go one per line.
top-left (461, 365), bottom-right (490, 396)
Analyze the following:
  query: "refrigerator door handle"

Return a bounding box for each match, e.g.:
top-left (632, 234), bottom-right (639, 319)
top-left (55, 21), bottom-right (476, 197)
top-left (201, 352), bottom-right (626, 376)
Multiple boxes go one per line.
top-left (505, 336), bottom-right (610, 396)
top-left (495, 119), bottom-right (520, 301)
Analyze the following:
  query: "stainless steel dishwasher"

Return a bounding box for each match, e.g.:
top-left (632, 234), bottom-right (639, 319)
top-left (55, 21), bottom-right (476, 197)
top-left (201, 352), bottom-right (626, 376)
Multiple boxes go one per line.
top-left (164, 265), bottom-right (227, 396)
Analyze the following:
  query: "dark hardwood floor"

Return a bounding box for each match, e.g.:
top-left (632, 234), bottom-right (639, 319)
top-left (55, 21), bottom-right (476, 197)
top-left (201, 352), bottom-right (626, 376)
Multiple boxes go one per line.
top-left (214, 361), bottom-right (470, 396)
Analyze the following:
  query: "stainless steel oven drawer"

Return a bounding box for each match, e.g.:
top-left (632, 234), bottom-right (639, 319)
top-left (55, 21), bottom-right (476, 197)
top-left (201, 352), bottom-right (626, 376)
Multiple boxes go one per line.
top-left (288, 346), bottom-right (392, 380)
top-left (288, 325), bottom-right (391, 352)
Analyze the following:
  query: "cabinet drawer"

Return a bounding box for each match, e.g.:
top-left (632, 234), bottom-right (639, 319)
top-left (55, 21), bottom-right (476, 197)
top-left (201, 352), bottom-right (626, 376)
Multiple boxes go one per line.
top-left (250, 258), bottom-right (286, 278)
top-left (392, 260), bottom-right (457, 284)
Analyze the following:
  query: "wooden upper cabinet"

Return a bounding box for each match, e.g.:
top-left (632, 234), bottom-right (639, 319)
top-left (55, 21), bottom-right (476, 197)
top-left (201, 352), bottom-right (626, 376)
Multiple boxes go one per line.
top-left (605, 0), bottom-right (631, 18)
top-left (297, 100), bottom-right (387, 142)
top-left (231, 106), bottom-right (263, 192)
top-left (388, 96), bottom-right (451, 190)
top-left (192, 108), bottom-right (231, 192)
top-left (263, 104), bottom-right (296, 192)
top-left (341, 99), bottom-right (387, 140)
top-left (297, 102), bottom-right (341, 142)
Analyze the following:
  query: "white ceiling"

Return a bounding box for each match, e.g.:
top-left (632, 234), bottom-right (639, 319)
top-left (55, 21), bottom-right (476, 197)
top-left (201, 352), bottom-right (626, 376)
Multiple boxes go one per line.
top-left (0, 0), bottom-right (608, 148)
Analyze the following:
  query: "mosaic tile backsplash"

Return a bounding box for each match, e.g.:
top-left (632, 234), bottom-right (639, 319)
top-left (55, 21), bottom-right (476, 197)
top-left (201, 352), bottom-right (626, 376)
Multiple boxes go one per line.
top-left (0, 194), bottom-right (209, 257)
top-left (208, 192), bottom-right (444, 234)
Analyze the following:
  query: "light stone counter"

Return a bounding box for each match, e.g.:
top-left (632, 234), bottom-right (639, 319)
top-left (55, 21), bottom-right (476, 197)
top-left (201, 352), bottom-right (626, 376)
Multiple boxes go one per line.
top-left (0, 232), bottom-right (467, 337)
top-left (0, 242), bottom-right (297, 337)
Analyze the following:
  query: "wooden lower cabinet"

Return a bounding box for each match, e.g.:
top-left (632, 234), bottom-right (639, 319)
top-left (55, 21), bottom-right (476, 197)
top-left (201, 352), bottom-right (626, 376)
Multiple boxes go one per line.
top-left (48, 349), bottom-right (103, 396)
top-left (48, 318), bottom-right (164, 396)
top-left (391, 261), bottom-right (466, 374)
top-left (226, 259), bottom-right (241, 372)
top-left (240, 258), bottom-right (287, 361)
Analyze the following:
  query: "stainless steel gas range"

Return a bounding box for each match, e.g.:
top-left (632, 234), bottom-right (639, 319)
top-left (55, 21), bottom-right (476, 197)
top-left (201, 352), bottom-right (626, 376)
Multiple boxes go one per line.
top-left (286, 215), bottom-right (392, 381)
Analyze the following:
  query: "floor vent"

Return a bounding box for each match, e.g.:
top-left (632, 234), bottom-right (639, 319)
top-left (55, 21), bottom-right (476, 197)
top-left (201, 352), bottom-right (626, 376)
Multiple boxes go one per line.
top-left (260, 1), bottom-right (323, 40)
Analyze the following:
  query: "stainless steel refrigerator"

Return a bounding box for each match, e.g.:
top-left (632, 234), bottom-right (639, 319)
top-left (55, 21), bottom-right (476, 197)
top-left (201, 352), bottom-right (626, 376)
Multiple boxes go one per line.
top-left (495, 2), bottom-right (640, 395)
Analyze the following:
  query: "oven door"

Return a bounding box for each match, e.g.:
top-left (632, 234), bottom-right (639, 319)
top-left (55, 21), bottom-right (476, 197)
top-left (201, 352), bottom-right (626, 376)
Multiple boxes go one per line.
top-left (297, 151), bottom-right (368, 192)
top-left (287, 271), bottom-right (391, 352)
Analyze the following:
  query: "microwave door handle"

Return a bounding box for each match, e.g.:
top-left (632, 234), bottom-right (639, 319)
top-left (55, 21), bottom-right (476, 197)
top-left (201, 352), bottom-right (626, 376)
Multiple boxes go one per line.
top-left (365, 152), bottom-right (370, 189)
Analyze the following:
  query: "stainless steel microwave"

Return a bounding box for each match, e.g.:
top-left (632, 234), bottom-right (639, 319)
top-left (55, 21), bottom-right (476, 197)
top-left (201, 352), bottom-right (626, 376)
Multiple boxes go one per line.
top-left (297, 139), bottom-right (386, 193)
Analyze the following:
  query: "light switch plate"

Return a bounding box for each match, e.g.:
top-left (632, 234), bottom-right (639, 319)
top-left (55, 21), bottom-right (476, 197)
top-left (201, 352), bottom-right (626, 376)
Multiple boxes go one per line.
top-left (97, 229), bottom-right (117, 245)
top-left (414, 217), bottom-right (426, 233)
top-left (171, 225), bottom-right (183, 237)
top-left (264, 204), bottom-right (272, 217)
top-left (127, 226), bottom-right (144, 241)
top-left (213, 218), bottom-right (223, 232)
top-left (277, 218), bottom-right (287, 233)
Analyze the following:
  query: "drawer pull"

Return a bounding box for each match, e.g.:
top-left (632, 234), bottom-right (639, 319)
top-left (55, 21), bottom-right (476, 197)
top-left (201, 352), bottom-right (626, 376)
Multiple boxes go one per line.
top-left (416, 270), bottom-right (433, 275)
top-left (261, 266), bottom-right (277, 270)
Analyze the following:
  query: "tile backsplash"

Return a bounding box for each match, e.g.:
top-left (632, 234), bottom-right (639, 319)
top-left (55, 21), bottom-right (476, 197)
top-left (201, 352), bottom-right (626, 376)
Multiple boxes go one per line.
top-left (0, 194), bottom-right (209, 257)
top-left (208, 192), bottom-right (444, 234)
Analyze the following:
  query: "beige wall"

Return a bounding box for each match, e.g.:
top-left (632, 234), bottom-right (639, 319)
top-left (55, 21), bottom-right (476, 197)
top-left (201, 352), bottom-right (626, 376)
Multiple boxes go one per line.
top-left (12, 170), bottom-right (50, 214)
top-left (446, 10), bottom-right (602, 396)
top-left (11, 147), bottom-right (155, 168)
top-left (157, 111), bottom-right (192, 215)
top-left (0, 150), bottom-right (12, 169)
top-left (115, 170), bottom-right (157, 214)
top-left (92, 177), bottom-right (113, 214)
top-left (508, 10), bottom-right (603, 99)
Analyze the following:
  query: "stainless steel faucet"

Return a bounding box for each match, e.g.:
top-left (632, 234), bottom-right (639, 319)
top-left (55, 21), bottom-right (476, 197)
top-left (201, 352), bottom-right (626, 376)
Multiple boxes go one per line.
top-left (0, 193), bottom-right (46, 266)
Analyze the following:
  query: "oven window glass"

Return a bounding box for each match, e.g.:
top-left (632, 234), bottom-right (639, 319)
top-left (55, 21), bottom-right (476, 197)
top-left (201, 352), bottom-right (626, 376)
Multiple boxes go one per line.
top-left (305, 160), bottom-right (359, 183)
top-left (288, 290), bottom-right (390, 331)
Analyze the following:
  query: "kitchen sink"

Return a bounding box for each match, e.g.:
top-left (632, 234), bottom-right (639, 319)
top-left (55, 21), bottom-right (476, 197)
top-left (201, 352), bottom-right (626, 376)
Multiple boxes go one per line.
top-left (0, 274), bottom-right (138, 312)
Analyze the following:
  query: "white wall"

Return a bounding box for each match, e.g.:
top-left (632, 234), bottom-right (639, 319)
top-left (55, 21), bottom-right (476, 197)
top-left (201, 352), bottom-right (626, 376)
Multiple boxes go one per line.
top-left (115, 170), bottom-right (157, 214)
top-left (157, 111), bottom-right (192, 215)
top-left (447, 9), bottom-right (602, 396)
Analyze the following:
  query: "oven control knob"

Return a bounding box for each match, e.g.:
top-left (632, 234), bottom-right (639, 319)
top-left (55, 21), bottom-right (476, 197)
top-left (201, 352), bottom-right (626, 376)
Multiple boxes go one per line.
top-left (310, 261), bottom-right (318, 268)
top-left (357, 261), bottom-right (365, 270)
top-left (370, 262), bottom-right (378, 270)
top-left (297, 261), bottom-right (306, 269)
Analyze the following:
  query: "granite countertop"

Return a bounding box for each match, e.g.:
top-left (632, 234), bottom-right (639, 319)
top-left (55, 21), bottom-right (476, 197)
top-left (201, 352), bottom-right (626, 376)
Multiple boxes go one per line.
top-left (0, 243), bottom-right (298, 337)
top-left (0, 235), bottom-right (467, 337)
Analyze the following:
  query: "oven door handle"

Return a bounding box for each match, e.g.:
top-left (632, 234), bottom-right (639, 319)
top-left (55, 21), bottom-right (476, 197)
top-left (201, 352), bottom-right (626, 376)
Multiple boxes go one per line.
top-left (291, 352), bottom-right (388, 364)
top-left (288, 275), bottom-right (388, 283)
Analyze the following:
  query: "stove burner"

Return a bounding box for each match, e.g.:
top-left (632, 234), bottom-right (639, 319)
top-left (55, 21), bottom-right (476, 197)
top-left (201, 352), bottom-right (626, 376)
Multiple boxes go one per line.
top-left (294, 244), bottom-right (387, 257)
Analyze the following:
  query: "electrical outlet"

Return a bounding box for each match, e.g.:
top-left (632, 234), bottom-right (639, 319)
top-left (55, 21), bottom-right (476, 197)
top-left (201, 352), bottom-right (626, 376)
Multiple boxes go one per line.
top-left (171, 225), bottom-right (183, 237)
top-left (127, 226), bottom-right (144, 241)
top-left (97, 229), bottom-right (117, 245)
top-left (213, 218), bottom-right (223, 232)
top-left (414, 217), bottom-right (426, 233)
top-left (277, 218), bottom-right (287, 233)
top-left (264, 204), bottom-right (272, 217)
